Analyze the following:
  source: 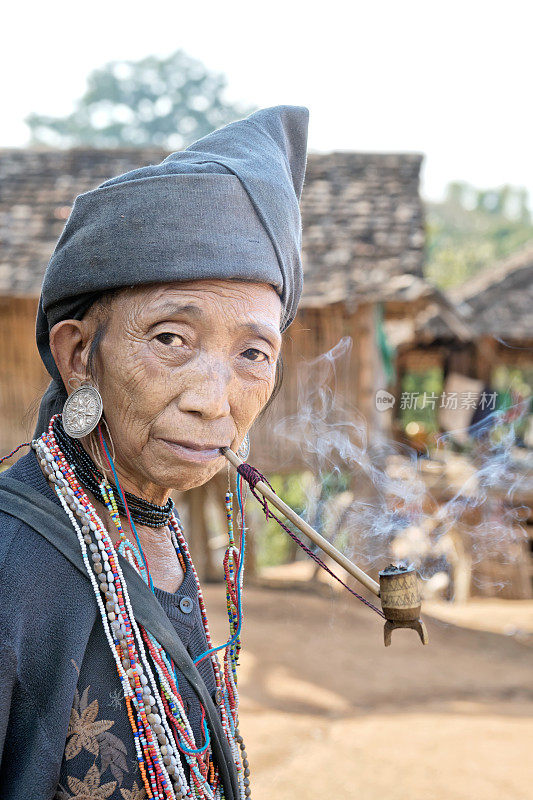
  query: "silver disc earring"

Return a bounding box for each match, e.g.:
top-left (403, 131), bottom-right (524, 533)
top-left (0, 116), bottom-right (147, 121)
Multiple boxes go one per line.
top-left (237, 432), bottom-right (250, 460)
top-left (62, 380), bottom-right (103, 439)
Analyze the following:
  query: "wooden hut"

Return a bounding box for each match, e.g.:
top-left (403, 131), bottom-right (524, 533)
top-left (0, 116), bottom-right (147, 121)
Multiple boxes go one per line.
top-left (400, 242), bottom-right (533, 387)
top-left (0, 145), bottom-right (457, 578)
top-left (398, 244), bottom-right (533, 599)
top-left (0, 146), bottom-right (441, 455)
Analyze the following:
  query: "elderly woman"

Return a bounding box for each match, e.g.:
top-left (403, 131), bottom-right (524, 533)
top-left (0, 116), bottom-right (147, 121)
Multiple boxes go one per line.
top-left (0, 106), bottom-right (309, 800)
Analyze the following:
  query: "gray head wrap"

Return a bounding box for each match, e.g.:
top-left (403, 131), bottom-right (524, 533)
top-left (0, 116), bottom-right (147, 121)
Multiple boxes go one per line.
top-left (34, 104), bottom-right (309, 435)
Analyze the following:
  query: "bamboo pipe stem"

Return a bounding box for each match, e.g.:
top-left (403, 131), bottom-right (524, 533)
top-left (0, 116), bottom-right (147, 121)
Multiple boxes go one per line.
top-left (221, 447), bottom-right (381, 598)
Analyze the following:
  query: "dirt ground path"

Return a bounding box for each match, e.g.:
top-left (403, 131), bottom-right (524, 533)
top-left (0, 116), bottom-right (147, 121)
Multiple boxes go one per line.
top-left (203, 586), bottom-right (533, 800)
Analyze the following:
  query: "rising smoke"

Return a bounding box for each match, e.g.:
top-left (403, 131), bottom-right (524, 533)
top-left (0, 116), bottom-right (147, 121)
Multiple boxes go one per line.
top-left (273, 337), bottom-right (531, 598)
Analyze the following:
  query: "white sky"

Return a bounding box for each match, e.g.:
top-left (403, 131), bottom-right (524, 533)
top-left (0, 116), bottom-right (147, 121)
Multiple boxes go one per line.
top-left (2, 0), bottom-right (532, 204)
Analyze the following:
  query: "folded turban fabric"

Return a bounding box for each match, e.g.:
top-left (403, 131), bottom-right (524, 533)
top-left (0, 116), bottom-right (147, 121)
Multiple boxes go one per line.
top-left (34, 104), bottom-right (310, 435)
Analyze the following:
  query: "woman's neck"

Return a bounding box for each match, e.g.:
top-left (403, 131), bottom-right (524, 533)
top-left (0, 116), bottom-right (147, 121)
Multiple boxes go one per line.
top-left (87, 490), bottom-right (185, 593)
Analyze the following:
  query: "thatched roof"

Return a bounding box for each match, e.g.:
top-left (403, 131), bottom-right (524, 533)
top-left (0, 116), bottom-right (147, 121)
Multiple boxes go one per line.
top-left (298, 152), bottom-right (425, 306)
top-left (0, 148), bottom-right (165, 296)
top-left (0, 147), bottom-right (426, 304)
top-left (415, 242), bottom-right (533, 342)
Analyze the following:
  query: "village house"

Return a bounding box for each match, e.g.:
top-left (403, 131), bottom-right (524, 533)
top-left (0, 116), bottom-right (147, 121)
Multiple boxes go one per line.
top-left (0, 146), bottom-right (450, 455)
top-left (408, 240), bottom-right (533, 383)
top-left (0, 145), bottom-right (470, 579)
top-left (395, 244), bottom-right (533, 600)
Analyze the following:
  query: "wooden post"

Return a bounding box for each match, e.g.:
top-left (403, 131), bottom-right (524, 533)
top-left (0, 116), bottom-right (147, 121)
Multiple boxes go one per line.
top-left (185, 484), bottom-right (218, 582)
top-left (475, 335), bottom-right (498, 384)
top-left (354, 302), bottom-right (392, 439)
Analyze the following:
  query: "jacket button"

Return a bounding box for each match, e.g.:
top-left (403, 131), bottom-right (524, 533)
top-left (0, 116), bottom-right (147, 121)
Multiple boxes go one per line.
top-left (179, 596), bottom-right (193, 614)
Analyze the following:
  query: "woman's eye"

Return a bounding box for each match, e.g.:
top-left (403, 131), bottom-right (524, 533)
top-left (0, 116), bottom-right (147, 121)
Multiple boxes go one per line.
top-left (242, 348), bottom-right (268, 362)
top-left (155, 332), bottom-right (184, 346)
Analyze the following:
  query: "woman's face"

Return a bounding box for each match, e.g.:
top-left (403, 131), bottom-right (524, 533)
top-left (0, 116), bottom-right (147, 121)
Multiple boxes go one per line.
top-left (61, 280), bottom-right (282, 497)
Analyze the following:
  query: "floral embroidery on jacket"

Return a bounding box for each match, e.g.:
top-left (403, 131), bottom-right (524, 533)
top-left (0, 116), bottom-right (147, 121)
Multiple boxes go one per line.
top-left (66, 686), bottom-right (114, 758)
top-left (58, 684), bottom-right (130, 794)
top-left (56, 763), bottom-right (117, 799)
top-left (119, 782), bottom-right (147, 800)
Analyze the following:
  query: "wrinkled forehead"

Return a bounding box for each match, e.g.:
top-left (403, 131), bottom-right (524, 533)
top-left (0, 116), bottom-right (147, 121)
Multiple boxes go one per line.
top-left (103, 279), bottom-right (283, 334)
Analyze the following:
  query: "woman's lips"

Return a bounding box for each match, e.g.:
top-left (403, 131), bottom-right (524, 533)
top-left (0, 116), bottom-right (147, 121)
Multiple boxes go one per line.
top-left (158, 438), bottom-right (227, 463)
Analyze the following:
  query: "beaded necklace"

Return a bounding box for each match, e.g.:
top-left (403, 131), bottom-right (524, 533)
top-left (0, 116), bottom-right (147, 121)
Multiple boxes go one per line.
top-left (33, 414), bottom-right (251, 800)
top-left (53, 416), bottom-right (174, 528)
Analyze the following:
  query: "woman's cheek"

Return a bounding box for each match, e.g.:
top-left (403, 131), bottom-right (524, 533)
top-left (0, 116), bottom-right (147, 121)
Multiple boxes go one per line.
top-left (125, 350), bottom-right (175, 407)
top-left (235, 374), bottom-right (275, 426)
top-left (98, 359), bottom-right (152, 440)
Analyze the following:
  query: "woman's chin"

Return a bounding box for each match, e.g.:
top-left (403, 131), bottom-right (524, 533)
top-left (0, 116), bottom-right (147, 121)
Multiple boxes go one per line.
top-left (168, 468), bottom-right (221, 493)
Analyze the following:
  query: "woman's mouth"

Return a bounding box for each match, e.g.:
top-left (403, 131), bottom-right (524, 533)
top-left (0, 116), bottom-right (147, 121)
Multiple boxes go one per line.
top-left (158, 438), bottom-right (227, 463)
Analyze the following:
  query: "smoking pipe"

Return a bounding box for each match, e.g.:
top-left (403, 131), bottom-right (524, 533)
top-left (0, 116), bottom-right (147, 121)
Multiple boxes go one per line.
top-left (222, 447), bottom-right (429, 647)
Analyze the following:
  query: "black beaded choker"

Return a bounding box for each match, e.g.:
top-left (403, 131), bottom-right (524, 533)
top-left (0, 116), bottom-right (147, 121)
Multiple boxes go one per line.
top-left (53, 416), bottom-right (174, 528)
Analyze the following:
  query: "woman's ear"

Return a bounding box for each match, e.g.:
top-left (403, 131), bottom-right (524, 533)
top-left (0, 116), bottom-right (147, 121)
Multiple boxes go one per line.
top-left (49, 319), bottom-right (93, 391)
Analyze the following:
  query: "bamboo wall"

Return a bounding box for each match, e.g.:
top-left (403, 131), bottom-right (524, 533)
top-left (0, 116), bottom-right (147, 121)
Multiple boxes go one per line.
top-left (0, 296), bottom-right (49, 453)
top-left (250, 301), bottom-right (388, 472)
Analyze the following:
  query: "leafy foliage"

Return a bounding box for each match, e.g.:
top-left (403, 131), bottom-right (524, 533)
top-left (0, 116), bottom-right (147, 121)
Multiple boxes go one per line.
top-left (425, 181), bottom-right (533, 290)
top-left (26, 50), bottom-right (256, 148)
top-left (254, 472), bottom-right (314, 568)
top-left (253, 470), bottom-right (354, 569)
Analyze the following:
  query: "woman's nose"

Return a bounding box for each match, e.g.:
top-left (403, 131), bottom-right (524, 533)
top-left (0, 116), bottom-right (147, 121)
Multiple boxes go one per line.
top-left (176, 362), bottom-right (232, 420)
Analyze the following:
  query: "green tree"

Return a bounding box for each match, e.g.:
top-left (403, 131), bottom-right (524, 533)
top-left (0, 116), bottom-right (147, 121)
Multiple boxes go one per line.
top-left (26, 50), bottom-right (255, 148)
top-left (425, 181), bottom-right (533, 290)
